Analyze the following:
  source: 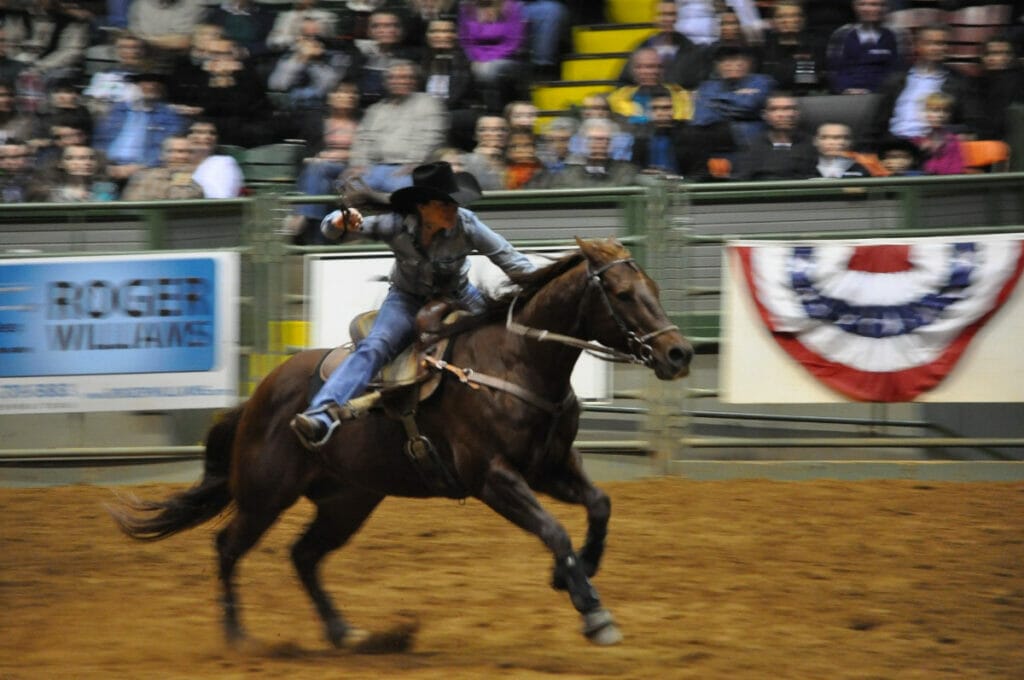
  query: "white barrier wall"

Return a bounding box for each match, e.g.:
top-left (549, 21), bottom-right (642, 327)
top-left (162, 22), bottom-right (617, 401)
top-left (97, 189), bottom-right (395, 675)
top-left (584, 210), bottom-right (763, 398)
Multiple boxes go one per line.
top-left (305, 250), bottom-right (612, 401)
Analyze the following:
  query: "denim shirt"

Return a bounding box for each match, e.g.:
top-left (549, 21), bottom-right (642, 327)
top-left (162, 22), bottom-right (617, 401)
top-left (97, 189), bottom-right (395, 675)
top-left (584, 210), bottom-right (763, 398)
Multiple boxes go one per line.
top-left (94, 101), bottom-right (186, 167)
top-left (320, 207), bottom-right (536, 297)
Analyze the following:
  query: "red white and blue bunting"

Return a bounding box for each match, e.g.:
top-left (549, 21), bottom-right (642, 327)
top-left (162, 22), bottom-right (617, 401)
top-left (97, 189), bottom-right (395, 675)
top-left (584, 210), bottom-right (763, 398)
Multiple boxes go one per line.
top-left (732, 237), bottom-right (1024, 401)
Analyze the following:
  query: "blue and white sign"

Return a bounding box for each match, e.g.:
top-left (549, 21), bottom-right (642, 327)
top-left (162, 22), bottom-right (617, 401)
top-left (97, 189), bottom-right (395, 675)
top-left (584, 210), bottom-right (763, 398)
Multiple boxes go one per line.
top-left (0, 252), bottom-right (239, 413)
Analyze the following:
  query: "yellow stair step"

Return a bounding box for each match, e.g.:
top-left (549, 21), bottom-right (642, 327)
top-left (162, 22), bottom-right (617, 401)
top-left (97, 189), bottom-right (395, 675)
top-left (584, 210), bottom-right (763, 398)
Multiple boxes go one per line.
top-left (561, 53), bottom-right (630, 82)
top-left (532, 81), bottom-right (617, 112)
top-left (573, 24), bottom-right (656, 54)
top-left (606, 0), bottom-right (656, 24)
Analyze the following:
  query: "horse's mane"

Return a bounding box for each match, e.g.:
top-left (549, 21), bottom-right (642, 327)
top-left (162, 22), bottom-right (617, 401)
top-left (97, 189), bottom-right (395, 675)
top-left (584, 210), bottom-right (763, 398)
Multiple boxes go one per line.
top-left (437, 249), bottom-right (586, 338)
top-left (492, 249), bottom-right (585, 308)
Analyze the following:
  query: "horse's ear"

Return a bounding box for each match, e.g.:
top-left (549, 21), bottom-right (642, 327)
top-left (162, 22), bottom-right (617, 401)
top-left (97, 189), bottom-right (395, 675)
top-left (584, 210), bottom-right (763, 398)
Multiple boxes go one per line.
top-left (575, 236), bottom-right (598, 261)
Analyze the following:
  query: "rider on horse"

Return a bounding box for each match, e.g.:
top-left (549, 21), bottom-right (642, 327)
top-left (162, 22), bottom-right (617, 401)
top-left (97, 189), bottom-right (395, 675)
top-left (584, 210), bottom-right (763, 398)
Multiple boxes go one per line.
top-left (290, 161), bottom-right (537, 450)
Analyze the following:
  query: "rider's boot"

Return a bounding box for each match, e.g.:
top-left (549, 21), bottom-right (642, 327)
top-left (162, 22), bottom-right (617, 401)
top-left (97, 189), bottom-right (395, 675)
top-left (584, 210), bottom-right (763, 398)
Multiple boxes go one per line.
top-left (290, 393), bottom-right (383, 451)
top-left (290, 406), bottom-right (339, 451)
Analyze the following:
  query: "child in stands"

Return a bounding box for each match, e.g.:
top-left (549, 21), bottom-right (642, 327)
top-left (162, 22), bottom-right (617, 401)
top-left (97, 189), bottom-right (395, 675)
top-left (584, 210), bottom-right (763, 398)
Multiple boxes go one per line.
top-left (912, 92), bottom-right (965, 175)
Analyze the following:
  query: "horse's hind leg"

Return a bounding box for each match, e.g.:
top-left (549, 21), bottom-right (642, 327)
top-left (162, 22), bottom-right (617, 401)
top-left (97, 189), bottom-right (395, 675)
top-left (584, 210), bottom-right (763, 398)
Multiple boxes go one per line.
top-left (217, 505), bottom-right (288, 645)
top-left (292, 489), bottom-right (383, 648)
top-left (479, 458), bottom-right (622, 645)
top-left (533, 448), bottom-right (610, 587)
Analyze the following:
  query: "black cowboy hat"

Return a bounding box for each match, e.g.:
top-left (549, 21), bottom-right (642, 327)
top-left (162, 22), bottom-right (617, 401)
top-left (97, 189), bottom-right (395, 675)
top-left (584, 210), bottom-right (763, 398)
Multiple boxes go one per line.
top-left (389, 161), bottom-right (483, 213)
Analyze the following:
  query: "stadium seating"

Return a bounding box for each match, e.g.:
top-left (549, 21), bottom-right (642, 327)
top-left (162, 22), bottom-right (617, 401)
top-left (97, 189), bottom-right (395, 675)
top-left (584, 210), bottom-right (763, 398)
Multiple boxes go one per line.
top-left (960, 139), bottom-right (1011, 173)
top-left (241, 142), bottom-right (306, 188)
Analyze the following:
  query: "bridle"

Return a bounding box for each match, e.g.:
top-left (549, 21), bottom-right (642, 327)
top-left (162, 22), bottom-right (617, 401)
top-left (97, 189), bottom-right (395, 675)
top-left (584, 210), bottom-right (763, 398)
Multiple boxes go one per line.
top-left (505, 257), bottom-right (679, 367)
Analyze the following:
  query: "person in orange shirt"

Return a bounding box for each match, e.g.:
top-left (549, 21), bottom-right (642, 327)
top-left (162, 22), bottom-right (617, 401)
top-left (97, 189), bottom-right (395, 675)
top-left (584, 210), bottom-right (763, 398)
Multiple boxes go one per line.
top-left (503, 129), bottom-right (545, 188)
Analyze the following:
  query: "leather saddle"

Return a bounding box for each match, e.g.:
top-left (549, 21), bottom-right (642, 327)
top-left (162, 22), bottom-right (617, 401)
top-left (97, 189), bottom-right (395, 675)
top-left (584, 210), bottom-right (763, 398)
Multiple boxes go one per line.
top-left (310, 299), bottom-right (469, 406)
top-left (309, 300), bottom-right (472, 498)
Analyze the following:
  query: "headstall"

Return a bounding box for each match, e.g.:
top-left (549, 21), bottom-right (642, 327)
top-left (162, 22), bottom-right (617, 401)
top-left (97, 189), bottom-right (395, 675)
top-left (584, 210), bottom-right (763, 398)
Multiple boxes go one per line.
top-left (505, 257), bottom-right (678, 367)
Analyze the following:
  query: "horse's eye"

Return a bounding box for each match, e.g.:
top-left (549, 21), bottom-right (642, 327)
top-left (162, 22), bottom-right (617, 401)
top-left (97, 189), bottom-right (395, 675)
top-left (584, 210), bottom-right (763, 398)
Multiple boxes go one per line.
top-left (615, 289), bottom-right (632, 302)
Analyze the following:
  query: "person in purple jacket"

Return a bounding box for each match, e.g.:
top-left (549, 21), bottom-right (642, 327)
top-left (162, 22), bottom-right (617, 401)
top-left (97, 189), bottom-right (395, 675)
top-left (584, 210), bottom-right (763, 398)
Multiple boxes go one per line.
top-left (458, 0), bottom-right (527, 112)
top-left (826, 0), bottom-right (902, 94)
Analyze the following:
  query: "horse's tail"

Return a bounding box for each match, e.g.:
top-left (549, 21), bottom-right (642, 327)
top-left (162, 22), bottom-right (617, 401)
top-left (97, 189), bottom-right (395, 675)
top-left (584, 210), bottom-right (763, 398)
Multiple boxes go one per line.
top-left (109, 405), bottom-right (243, 541)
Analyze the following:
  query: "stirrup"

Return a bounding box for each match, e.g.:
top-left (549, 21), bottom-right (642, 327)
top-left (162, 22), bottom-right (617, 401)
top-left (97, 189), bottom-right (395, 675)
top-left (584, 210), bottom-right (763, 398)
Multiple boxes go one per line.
top-left (290, 410), bottom-right (339, 451)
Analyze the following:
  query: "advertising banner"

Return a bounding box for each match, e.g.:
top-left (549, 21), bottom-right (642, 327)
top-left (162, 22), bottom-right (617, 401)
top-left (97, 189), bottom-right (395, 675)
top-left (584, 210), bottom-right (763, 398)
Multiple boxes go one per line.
top-left (306, 249), bottom-right (612, 401)
top-left (0, 252), bottom-right (239, 413)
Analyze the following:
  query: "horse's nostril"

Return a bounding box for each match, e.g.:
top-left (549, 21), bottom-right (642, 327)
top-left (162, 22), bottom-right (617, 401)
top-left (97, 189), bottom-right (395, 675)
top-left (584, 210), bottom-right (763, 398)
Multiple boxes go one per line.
top-left (668, 345), bottom-right (692, 368)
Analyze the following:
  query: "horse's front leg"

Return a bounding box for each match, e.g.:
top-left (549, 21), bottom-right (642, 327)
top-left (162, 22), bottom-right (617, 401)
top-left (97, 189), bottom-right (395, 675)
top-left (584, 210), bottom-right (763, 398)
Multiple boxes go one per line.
top-left (533, 447), bottom-right (610, 587)
top-left (478, 457), bottom-right (622, 645)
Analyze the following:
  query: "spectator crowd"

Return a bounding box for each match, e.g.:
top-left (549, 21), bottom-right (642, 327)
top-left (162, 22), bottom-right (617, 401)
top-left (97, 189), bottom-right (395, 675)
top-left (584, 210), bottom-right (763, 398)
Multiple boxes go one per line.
top-left (0, 0), bottom-right (1021, 239)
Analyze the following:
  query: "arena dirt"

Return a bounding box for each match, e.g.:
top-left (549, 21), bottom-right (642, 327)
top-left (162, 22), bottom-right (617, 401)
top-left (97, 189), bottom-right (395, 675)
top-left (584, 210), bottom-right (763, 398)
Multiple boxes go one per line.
top-left (1, 478), bottom-right (1022, 679)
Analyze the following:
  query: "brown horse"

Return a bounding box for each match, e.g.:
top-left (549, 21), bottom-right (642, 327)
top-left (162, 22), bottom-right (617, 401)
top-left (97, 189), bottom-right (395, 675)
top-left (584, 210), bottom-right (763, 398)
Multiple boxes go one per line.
top-left (111, 237), bottom-right (692, 648)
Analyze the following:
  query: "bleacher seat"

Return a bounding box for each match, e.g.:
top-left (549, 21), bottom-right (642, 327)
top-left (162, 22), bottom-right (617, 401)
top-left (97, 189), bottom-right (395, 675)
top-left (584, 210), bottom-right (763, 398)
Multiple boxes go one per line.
top-left (242, 143), bottom-right (306, 187)
top-left (215, 144), bottom-right (246, 166)
top-left (560, 53), bottom-right (631, 82)
top-left (960, 139), bottom-right (1011, 173)
top-left (605, 0), bottom-right (655, 24)
top-left (572, 24), bottom-right (657, 54)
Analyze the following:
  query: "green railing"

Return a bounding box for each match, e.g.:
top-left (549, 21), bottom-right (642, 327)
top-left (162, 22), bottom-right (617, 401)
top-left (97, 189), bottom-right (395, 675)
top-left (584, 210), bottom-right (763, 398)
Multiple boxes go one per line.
top-left (4, 174), bottom-right (1024, 474)
top-left (644, 172), bottom-right (1024, 472)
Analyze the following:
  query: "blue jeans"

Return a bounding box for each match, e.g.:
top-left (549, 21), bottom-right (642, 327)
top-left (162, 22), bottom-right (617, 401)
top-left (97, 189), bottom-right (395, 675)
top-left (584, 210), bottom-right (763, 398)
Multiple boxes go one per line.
top-left (362, 164), bottom-right (415, 193)
top-left (295, 160), bottom-right (346, 220)
top-left (523, 1), bottom-right (568, 65)
top-left (307, 283), bottom-right (485, 414)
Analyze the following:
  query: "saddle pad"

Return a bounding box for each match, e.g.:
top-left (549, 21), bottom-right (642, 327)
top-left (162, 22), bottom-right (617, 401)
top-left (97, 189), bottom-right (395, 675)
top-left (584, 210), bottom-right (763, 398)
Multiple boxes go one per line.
top-left (318, 343), bottom-right (422, 385)
top-left (313, 340), bottom-right (448, 406)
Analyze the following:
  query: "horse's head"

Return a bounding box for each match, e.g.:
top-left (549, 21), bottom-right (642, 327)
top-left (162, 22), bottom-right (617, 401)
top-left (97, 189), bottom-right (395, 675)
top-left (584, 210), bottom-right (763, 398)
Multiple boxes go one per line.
top-left (575, 237), bottom-right (693, 380)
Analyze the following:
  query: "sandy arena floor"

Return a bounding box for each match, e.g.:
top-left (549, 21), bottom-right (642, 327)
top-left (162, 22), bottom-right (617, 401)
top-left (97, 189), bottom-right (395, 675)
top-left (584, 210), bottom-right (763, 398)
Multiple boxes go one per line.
top-left (1, 477), bottom-right (1022, 679)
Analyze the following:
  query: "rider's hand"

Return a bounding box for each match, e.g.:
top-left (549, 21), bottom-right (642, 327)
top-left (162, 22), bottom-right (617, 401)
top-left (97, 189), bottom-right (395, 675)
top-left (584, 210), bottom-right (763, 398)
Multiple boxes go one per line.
top-left (333, 208), bottom-right (364, 232)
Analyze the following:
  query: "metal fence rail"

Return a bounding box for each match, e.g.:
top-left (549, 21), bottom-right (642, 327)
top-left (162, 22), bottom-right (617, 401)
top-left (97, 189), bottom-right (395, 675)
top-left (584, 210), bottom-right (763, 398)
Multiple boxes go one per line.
top-left (3, 175), bottom-right (1024, 477)
top-left (643, 173), bottom-right (1024, 468)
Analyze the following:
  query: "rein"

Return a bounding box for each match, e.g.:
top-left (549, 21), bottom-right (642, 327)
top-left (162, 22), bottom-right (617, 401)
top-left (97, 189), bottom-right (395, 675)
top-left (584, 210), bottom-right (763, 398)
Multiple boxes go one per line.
top-left (426, 256), bottom-right (676, 421)
top-left (505, 257), bottom-right (679, 367)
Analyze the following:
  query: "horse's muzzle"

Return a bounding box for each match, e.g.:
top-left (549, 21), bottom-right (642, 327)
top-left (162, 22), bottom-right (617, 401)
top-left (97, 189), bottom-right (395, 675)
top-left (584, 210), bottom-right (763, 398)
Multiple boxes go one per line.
top-left (654, 341), bottom-right (693, 380)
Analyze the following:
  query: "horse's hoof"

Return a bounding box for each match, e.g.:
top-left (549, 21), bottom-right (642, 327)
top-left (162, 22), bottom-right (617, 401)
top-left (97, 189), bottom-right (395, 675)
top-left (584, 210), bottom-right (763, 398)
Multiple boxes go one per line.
top-left (224, 624), bottom-right (248, 648)
top-left (588, 622), bottom-right (623, 646)
top-left (582, 608), bottom-right (623, 646)
top-left (336, 626), bottom-right (371, 650)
